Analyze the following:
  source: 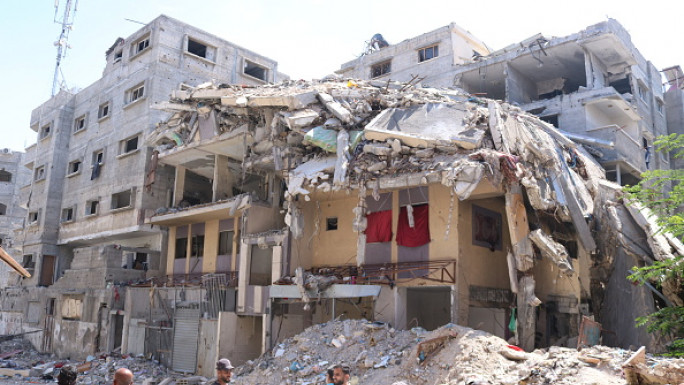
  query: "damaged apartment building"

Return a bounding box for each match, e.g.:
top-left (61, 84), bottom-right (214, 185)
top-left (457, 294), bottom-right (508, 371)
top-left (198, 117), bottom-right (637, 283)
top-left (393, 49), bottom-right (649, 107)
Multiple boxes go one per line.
top-left (134, 74), bottom-right (682, 377)
top-left (338, 19), bottom-right (671, 186)
top-left (2, 16), bottom-right (683, 378)
top-left (0, 15), bottom-right (285, 361)
top-left (0, 149), bottom-right (30, 287)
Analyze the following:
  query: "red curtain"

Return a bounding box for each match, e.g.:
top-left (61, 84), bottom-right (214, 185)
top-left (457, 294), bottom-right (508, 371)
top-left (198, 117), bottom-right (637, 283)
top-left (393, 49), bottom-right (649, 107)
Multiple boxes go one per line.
top-left (365, 210), bottom-right (392, 243)
top-left (396, 204), bottom-right (430, 247)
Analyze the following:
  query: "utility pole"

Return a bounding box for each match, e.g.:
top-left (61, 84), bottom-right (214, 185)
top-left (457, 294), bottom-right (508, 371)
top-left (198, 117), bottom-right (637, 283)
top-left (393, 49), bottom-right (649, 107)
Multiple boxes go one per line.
top-left (51, 0), bottom-right (78, 96)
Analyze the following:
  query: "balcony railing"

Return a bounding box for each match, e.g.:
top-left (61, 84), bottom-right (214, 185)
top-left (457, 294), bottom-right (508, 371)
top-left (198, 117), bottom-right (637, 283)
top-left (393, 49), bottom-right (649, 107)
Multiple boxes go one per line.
top-left (137, 270), bottom-right (238, 287)
top-left (308, 259), bottom-right (457, 286)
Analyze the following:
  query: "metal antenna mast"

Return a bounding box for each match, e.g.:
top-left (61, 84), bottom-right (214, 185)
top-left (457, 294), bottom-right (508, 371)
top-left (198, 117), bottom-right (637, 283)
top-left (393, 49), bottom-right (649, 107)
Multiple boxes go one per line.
top-left (51, 0), bottom-right (78, 96)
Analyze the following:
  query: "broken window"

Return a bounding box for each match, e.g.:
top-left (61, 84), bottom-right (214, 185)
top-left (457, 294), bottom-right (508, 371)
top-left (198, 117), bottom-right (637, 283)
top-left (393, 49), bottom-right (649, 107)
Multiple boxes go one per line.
top-left (28, 211), bottom-right (39, 224)
top-left (74, 115), bottom-right (86, 133)
top-left (472, 205), bottom-right (502, 251)
top-left (111, 189), bottom-right (134, 210)
top-left (175, 237), bottom-right (188, 259)
top-left (98, 102), bottom-right (110, 120)
top-left (371, 60), bottom-right (391, 78)
top-left (186, 37), bottom-right (216, 60)
top-left (218, 230), bottom-right (234, 256)
top-left (133, 253), bottom-right (147, 270)
top-left (130, 35), bottom-right (150, 56)
top-left (67, 160), bottom-right (81, 175)
top-left (85, 200), bottom-right (99, 216)
top-left (119, 135), bottom-right (139, 155)
top-left (21, 254), bottom-right (35, 270)
top-left (34, 166), bottom-right (46, 181)
top-left (126, 83), bottom-right (145, 104)
top-left (243, 60), bottom-right (268, 81)
top-left (418, 45), bottom-right (439, 62)
top-left (326, 217), bottom-right (338, 231)
top-left (609, 78), bottom-right (631, 94)
top-left (0, 170), bottom-right (11, 182)
top-left (114, 50), bottom-right (123, 62)
top-left (92, 150), bottom-right (104, 166)
top-left (540, 114), bottom-right (559, 128)
top-left (60, 207), bottom-right (74, 223)
top-left (39, 124), bottom-right (51, 140)
top-left (0, 203), bottom-right (6, 215)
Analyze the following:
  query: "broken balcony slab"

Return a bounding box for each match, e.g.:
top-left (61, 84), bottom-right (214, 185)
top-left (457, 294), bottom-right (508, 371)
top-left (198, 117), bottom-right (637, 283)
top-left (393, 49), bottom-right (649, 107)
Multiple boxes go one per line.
top-left (364, 103), bottom-right (485, 149)
top-left (157, 124), bottom-right (253, 166)
top-left (270, 284), bottom-right (382, 299)
top-left (147, 194), bottom-right (251, 226)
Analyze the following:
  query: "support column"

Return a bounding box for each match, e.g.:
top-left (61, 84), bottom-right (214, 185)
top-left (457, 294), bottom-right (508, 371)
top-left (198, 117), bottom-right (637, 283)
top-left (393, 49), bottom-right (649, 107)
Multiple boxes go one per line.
top-left (213, 155), bottom-right (233, 202)
top-left (173, 166), bottom-right (186, 206)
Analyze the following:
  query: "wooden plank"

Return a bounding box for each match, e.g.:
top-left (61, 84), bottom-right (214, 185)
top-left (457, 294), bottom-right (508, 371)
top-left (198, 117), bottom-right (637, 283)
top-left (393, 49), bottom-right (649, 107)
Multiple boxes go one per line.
top-left (0, 246), bottom-right (31, 278)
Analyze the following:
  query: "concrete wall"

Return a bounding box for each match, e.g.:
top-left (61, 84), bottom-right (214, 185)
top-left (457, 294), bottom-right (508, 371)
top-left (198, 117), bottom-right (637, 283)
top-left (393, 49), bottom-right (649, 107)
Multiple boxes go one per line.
top-left (217, 312), bottom-right (262, 366)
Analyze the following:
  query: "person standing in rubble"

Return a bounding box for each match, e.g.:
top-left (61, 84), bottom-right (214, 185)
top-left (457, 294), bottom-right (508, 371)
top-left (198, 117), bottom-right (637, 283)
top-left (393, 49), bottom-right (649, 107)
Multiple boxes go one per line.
top-left (213, 358), bottom-right (234, 385)
top-left (113, 368), bottom-right (134, 385)
top-left (332, 365), bottom-right (350, 385)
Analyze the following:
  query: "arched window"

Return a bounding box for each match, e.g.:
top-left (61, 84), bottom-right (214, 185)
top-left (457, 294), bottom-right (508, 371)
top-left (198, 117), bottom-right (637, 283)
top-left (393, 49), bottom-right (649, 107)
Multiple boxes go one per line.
top-left (0, 203), bottom-right (6, 215)
top-left (0, 170), bottom-right (11, 182)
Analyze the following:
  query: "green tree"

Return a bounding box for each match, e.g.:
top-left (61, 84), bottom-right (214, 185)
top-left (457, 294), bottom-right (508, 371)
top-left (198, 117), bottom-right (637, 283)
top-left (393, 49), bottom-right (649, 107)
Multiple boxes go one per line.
top-left (626, 133), bottom-right (684, 356)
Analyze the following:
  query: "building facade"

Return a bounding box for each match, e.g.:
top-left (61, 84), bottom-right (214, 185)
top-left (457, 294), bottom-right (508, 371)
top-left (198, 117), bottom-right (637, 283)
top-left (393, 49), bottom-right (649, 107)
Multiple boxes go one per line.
top-left (0, 14), bottom-right (285, 360)
top-left (0, 149), bottom-right (30, 287)
top-left (339, 19), bottom-right (670, 186)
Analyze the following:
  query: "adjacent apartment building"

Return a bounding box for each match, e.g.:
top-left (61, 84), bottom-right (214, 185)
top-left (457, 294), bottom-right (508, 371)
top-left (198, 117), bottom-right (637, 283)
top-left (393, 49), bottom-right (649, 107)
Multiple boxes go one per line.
top-left (0, 149), bottom-right (30, 287)
top-left (338, 19), bottom-right (670, 186)
top-left (1, 14), bottom-right (285, 360)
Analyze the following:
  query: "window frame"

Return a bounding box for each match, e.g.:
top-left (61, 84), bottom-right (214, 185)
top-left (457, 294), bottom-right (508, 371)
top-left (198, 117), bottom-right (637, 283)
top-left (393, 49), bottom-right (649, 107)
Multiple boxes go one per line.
top-left (85, 199), bottom-right (99, 217)
top-left (130, 34), bottom-right (151, 58)
top-left (60, 206), bottom-right (75, 223)
top-left (39, 124), bottom-right (52, 140)
top-left (28, 210), bottom-right (40, 224)
top-left (243, 59), bottom-right (269, 82)
top-left (125, 83), bottom-right (145, 105)
top-left (118, 134), bottom-right (141, 156)
top-left (418, 44), bottom-right (439, 62)
top-left (34, 165), bottom-right (46, 182)
top-left (73, 114), bottom-right (87, 133)
top-left (67, 159), bottom-right (82, 176)
top-left (371, 60), bottom-right (392, 78)
top-left (98, 102), bottom-right (111, 120)
top-left (110, 188), bottom-right (135, 211)
top-left (0, 170), bottom-right (11, 183)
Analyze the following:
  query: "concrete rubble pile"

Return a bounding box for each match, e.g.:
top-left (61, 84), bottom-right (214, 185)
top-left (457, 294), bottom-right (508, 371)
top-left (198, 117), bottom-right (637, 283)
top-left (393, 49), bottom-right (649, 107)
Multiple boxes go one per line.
top-left (0, 338), bottom-right (175, 385)
top-left (232, 319), bottom-right (684, 385)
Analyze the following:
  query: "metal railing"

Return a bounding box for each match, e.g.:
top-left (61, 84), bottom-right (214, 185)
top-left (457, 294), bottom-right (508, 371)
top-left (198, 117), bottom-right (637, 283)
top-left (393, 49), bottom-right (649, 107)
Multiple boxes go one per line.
top-left (140, 271), bottom-right (239, 287)
top-left (309, 259), bottom-right (457, 285)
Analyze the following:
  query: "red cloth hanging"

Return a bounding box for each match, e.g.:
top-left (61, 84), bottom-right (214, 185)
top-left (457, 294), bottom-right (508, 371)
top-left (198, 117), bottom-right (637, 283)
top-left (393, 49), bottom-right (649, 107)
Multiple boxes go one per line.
top-left (365, 210), bottom-right (393, 243)
top-left (396, 204), bottom-right (430, 247)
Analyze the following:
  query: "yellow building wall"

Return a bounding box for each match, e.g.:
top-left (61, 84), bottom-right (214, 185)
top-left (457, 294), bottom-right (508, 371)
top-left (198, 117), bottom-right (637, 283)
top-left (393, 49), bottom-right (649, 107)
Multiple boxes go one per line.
top-left (166, 226), bottom-right (177, 274)
top-left (203, 219), bottom-right (219, 272)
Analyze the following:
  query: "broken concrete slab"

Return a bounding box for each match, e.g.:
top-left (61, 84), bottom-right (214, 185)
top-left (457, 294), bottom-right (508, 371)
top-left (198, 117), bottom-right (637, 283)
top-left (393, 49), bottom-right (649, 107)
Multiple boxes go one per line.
top-left (528, 229), bottom-right (574, 275)
top-left (364, 104), bottom-right (485, 149)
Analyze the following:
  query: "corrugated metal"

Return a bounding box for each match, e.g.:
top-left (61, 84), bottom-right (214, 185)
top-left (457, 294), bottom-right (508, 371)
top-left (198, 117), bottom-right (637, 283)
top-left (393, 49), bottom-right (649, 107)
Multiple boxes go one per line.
top-left (172, 307), bottom-right (200, 373)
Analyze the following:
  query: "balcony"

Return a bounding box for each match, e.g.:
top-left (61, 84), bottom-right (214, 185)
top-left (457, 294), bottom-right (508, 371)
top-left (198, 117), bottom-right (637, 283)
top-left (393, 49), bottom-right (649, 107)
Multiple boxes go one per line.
top-left (585, 125), bottom-right (647, 183)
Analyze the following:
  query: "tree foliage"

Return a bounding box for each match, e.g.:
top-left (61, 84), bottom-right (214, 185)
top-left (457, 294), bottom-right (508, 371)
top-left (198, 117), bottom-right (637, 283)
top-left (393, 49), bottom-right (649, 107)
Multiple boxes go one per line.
top-left (625, 133), bottom-right (684, 356)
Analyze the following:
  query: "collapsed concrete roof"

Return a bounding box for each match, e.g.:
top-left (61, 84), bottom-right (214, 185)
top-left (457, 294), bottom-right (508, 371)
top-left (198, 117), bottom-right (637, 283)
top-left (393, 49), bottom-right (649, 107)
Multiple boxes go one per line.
top-left (148, 78), bottom-right (684, 349)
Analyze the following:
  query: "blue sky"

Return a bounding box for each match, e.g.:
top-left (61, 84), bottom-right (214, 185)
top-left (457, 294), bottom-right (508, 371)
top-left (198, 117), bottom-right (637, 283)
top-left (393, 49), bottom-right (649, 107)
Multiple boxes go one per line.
top-left (1, 0), bottom-right (682, 151)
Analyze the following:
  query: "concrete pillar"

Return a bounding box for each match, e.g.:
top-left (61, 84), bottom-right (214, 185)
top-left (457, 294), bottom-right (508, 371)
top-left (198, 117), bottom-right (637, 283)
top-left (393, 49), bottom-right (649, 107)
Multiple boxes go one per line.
top-left (517, 275), bottom-right (539, 351)
top-left (213, 155), bottom-right (233, 202)
top-left (173, 166), bottom-right (186, 206)
top-left (236, 240), bottom-right (250, 313)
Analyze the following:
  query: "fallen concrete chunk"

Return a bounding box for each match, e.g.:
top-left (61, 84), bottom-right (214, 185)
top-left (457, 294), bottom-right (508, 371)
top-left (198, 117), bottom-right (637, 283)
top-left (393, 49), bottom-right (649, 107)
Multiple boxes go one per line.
top-left (528, 229), bottom-right (574, 275)
top-left (283, 109), bottom-right (320, 130)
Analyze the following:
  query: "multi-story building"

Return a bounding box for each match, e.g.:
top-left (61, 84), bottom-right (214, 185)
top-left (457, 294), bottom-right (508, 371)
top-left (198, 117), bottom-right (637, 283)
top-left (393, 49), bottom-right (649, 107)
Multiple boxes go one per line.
top-left (0, 149), bottom-right (30, 286)
top-left (338, 19), bottom-right (669, 186)
top-left (1, 14), bottom-right (285, 359)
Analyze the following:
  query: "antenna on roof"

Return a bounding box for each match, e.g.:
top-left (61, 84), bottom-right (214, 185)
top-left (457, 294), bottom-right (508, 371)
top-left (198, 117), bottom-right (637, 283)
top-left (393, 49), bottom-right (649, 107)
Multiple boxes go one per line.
top-left (51, 0), bottom-right (78, 96)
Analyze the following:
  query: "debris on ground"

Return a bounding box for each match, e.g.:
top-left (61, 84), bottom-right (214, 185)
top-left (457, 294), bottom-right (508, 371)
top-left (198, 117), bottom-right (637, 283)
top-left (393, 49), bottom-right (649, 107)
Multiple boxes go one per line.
top-left (233, 319), bottom-right (684, 385)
